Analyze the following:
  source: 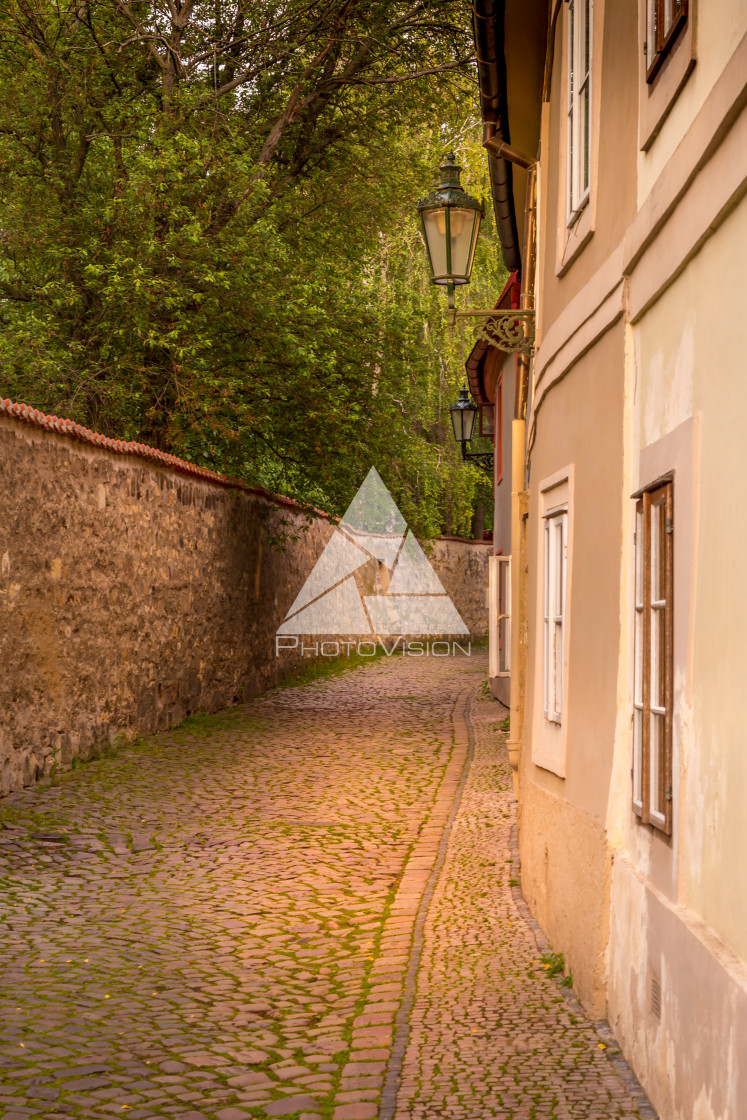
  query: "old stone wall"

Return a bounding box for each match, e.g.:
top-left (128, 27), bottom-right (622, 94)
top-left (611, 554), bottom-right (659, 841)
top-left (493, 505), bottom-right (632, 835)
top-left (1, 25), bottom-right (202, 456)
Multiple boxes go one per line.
top-left (430, 537), bottom-right (490, 638)
top-left (0, 410), bottom-right (487, 796)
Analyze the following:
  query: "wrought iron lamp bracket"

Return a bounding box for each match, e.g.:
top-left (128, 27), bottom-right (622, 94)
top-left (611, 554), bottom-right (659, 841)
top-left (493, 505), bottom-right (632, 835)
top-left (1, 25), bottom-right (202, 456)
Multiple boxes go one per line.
top-left (447, 307), bottom-right (536, 355)
top-left (460, 446), bottom-right (494, 479)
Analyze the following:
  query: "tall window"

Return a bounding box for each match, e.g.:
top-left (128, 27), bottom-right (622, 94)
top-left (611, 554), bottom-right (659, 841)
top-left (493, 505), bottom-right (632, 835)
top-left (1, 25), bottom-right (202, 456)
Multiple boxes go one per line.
top-left (567, 0), bottom-right (591, 221)
top-left (489, 555), bottom-right (511, 680)
top-left (543, 509), bottom-right (567, 723)
top-left (646, 0), bottom-right (688, 82)
top-left (633, 481), bottom-right (673, 834)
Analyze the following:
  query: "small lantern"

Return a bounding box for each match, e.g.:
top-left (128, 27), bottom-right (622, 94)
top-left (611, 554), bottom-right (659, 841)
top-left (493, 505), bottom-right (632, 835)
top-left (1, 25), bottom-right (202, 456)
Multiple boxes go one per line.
top-left (417, 153), bottom-right (484, 287)
top-left (450, 387), bottom-right (478, 445)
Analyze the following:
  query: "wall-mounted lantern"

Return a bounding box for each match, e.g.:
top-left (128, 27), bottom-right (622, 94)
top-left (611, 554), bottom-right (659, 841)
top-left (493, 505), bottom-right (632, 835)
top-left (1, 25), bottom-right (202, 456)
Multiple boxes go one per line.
top-left (449, 387), bottom-right (494, 478)
top-left (417, 153), bottom-right (484, 299)
top-left (417, 154), bottom-right (535, 354)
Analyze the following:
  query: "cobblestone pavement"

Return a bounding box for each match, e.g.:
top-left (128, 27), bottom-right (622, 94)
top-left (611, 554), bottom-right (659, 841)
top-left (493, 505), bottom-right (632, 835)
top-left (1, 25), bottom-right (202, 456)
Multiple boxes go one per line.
top-left (0, 652), bottom-right (651, 1120)
top-left (390, 684), bottom-right (649, 1120)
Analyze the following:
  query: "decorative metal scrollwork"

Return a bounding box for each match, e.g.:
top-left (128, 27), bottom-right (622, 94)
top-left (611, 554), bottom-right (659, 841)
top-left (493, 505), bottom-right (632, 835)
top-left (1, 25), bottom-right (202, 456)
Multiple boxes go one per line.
top-left (462, 451), bottom-right (494, 479)
top-left (451, 309), bottom-right (535, 355)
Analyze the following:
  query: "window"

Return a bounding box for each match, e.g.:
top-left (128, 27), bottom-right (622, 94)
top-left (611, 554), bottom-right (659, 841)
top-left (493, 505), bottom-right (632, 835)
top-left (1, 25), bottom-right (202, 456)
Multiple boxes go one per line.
top-left (478, 404), bottom-right (494, 438)
top-left (479, 370), bottom-right (503, 483)
top-left (489, 554), bottom-right (511, 678)
top-left (646, 0), bottom-right (688, 83)
top-left (633, 481), bottom-right (673, 833)
top-left (567, 0), bottom-right (591, 221)
top-left (543, 509), bottom-right (567, 723)
top-left (534, 468), bottom-right (573, 776)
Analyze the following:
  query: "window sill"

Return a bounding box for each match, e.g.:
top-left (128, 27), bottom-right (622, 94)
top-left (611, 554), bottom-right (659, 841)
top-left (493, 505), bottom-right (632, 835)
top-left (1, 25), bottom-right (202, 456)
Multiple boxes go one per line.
top-left (556, 199), bottom-right (594, 276)
top-left (638, 0), bottom-right (697, 151)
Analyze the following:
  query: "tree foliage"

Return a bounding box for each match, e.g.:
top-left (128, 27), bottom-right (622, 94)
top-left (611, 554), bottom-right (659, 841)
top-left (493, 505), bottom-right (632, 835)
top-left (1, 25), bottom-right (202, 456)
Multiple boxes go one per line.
top-left (0, 0), bottom-right (506, 535)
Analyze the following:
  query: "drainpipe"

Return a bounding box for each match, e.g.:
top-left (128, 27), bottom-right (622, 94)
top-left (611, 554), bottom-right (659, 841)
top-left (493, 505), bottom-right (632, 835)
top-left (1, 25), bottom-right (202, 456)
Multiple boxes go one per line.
top-left (512, 167), bottom-right (537, 797)
top-left (495, 161), bottom-right (537, 798)
top-left (474, 12), bottom-right (539, 798)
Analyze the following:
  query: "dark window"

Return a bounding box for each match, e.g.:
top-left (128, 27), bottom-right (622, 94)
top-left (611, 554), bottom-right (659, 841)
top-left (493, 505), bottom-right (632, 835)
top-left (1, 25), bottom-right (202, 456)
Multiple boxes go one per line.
top-left (646, 0), bottom-right (688, 83)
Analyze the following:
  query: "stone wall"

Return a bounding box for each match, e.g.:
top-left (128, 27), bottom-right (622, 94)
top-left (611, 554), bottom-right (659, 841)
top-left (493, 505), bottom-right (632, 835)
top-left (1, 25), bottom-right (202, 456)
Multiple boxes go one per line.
top-left (0, 408), bottom-right (488, 796)
top-left (429, 537), bottom-right (490, 637)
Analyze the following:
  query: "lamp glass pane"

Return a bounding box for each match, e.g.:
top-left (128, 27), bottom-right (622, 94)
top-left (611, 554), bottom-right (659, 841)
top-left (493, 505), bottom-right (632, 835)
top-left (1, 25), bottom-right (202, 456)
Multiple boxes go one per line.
top-left (449, 208), bottom-right (480, 281)
top-left (462, 403), bottom-right (477, 442)
top-left (450, 406), bottom-right (465, 442)
top-left (422, 209), bottom-right (448, 280)
top-left (466, 211), bottom-right (482, 279)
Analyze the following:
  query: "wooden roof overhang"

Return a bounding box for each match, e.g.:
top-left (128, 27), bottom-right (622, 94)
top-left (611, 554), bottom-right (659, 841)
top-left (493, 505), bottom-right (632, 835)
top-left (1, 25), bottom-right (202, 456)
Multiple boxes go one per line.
top-left (472, 0), bottom-right (548, 275)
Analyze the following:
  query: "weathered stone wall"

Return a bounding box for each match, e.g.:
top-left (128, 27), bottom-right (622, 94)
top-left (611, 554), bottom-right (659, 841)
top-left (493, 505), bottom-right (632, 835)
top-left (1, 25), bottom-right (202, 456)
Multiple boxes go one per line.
top-left (0, 413), bottom-right (335, 796)
top-left (0, 412), bottom-right (488, 796)
top-left (430, 537), bottom-right (490, 639)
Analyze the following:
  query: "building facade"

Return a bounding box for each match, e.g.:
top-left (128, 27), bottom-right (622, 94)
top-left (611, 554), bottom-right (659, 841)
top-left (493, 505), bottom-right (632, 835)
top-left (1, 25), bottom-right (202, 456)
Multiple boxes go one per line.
top-left (471, 1), bottom-right (747, 1116)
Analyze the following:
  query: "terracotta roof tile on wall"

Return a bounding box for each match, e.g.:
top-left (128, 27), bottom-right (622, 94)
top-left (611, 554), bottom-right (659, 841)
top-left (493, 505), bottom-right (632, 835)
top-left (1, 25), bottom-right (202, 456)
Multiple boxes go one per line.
top-left (0, 398), bottom-right (330, 519)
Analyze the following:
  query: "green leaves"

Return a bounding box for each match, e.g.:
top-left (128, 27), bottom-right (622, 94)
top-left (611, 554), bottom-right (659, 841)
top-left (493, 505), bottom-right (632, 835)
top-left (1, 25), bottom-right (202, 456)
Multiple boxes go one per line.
top-left (0, 0), bottom-right (506, 536)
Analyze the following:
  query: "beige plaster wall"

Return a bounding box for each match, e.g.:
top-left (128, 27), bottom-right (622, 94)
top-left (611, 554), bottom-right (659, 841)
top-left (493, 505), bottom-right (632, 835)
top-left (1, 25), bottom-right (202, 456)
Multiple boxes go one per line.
top-left (608, 169), bottom-right (747, 1120)
top-left (520, 323), bottom-right (625, 1016)
top-left (523, 0), bottom-right (747, 1112)
top-left (630, 197), bottom-right (747, 959)
top-left (608, 855), bottom-right (747, 1120)
top-left (0, 415), bottom-right (488, 797)
top-left (638, 2), bottom-right (747, 199)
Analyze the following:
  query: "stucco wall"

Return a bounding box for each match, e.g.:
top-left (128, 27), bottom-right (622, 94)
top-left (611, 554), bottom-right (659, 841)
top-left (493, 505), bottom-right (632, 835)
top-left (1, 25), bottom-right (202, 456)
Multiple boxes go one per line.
top-left (608, 175), bottom-right (747, 1120)
top-left (0, 412), bottom-right (488, 798)
top-left (538, 0), bottom-right (638, 338)
top-left (520, 323), bottom-right (625, 1018)
top-left (514, 3), bottom-right (747, 1115)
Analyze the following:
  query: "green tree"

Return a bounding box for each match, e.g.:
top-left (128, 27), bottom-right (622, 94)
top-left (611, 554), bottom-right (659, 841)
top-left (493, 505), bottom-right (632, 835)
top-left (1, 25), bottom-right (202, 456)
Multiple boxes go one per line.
top-left (0, 0), bottom-right (506, 535)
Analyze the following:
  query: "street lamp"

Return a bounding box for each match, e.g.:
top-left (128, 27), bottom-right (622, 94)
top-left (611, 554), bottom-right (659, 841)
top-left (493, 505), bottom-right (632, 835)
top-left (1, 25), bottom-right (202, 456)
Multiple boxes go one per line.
top-left (449, 387), bottom-right (494, 478)
top-left (449, 386), bottom-right (478, 443)
top-left (416, 153), bottom-right (535, 354)
top-left (417, 153), bottom-right (483, 314)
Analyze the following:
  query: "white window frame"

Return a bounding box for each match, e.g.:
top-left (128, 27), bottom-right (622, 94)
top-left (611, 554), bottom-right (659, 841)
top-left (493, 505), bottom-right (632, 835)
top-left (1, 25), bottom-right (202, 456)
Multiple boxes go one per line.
top-left (633, 503), bottom-right (644, 815)
top-left (566, 0), bottom-right (592, 224)
top-left (533, 467), bottom-right (573, 778)
top-left (543, 509), bottom-right (567, 723)
top-left (489, 555), bottom-right (511, 679)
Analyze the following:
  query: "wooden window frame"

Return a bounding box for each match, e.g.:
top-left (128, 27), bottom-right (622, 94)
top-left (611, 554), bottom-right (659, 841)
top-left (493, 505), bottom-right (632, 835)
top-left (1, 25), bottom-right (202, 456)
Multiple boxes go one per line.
top-left (566, 0), bottom-right (592, 224)
top-left (478, 403), bottom-right (494, 439)
top-left (633, 480), bottom-right (674, 834)
top-left (645, 0), bottom-right (688, 83)
top-left (478, 370), bottom-right (503, 485)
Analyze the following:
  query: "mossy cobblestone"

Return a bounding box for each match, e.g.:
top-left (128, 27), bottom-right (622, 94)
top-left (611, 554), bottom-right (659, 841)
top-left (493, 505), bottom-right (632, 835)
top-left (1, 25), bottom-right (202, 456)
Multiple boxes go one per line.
top-left (0, 653), bottom-right (652, 1119)
top-left (390, 686), bottom-right (651, 1120)
top-left (0, 657), bottom-right (478, 1119)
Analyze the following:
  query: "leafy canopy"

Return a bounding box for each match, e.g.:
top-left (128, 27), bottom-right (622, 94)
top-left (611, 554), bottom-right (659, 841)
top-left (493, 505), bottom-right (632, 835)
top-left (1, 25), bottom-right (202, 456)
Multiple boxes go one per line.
top-left (0, 0), bottom-right (506, 535)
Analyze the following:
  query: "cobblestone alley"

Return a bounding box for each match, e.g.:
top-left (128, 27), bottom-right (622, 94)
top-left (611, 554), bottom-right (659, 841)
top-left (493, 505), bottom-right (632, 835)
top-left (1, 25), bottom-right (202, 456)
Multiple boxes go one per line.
top-left (0, 653), bottom-right (653, 1120)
